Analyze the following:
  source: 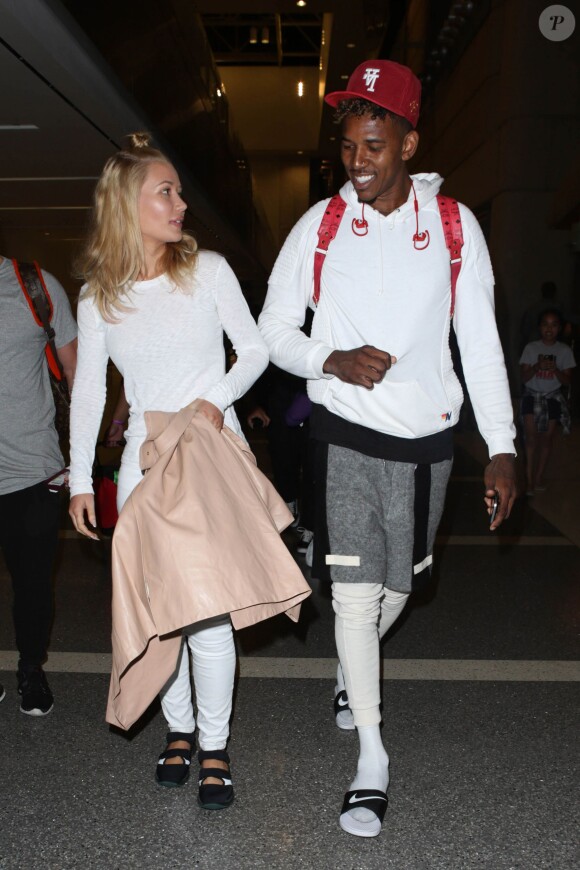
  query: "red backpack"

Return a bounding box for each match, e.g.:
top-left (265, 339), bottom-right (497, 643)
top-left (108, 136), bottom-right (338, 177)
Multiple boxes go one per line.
top-left (313, 193), bottom-right (463, 316)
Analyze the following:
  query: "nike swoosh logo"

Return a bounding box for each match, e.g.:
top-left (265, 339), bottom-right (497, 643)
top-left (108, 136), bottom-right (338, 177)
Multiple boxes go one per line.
top-left (337, 697), bottom-right (349, 708)
top-left (349, 793), bottom-right (387, 805)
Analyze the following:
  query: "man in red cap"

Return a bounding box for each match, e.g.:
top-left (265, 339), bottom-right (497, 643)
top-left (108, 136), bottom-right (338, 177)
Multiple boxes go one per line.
top-left (259, 60), bottom-right (517, 837)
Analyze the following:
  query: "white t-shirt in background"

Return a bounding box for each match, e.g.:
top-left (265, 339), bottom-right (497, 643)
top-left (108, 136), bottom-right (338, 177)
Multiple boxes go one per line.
top-left (519, 340), bottom-right (576, 393)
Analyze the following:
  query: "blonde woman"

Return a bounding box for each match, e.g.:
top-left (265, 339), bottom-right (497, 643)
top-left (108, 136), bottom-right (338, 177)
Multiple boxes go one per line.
top-left (68, 134), bottom-right (269, 808)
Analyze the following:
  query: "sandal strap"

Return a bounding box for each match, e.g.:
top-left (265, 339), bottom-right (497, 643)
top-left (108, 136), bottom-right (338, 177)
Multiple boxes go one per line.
top-left (158, 732), bottom-right (195, 765)
top-left (198, 749), bottom-right (230, 764)
top-left (198, 767), bottom-right (232, 783)
top-left (334, 689), bottom-right (351, 717)
top-left (340, 789), bottom-right (388, 823)
top-left (165, 731), bottom-right (195, 745)
top-left (198, 750), bottom-right (233, 787)
top-left (158, 747), bottom-right (192, 764)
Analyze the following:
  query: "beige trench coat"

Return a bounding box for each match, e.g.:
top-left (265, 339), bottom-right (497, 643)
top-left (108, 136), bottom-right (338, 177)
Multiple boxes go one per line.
top-left (106, 401), bottom-right (311, 730)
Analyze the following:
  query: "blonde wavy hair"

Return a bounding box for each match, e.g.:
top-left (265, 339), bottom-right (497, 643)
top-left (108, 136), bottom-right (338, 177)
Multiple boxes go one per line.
top-left (78, 132), bottom-right (198, 319)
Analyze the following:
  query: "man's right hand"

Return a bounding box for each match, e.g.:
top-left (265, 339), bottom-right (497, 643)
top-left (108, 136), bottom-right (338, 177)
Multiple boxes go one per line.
top-left (323, 346), bottom-right (397, 389)
top-left (103, 420), bottom-right (126, 447)
top-left (69, 494), bottom-right (99, 540)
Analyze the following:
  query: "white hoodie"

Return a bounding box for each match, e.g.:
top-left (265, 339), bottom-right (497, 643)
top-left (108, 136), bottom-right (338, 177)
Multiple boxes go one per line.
top-left (259, 174), bottom-right (515, 458)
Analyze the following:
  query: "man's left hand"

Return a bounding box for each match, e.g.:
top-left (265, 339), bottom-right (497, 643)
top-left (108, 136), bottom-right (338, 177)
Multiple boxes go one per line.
top-left (484, 453), bottom-right (517, 530)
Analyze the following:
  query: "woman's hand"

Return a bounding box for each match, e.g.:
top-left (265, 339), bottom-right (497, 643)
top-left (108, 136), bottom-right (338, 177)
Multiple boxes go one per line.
top-left (197, 400), bottom-right (224, 431)
top-left (69, 493), bottom-right (100, 540)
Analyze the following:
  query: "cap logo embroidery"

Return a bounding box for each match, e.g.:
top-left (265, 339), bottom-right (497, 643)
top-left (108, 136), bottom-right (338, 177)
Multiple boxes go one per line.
top-left (362, 68), bottom-right (381, 92)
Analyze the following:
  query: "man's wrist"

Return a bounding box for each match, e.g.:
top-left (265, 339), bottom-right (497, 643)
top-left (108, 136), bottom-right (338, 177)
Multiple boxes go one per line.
top-left (489, 452), bottom-right (516, 471)
top-left (323, 350), bottom-right (338, 375)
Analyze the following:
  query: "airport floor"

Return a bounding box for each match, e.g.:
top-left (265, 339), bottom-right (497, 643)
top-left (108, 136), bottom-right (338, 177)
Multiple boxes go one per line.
top-left (0, 429), bottom-right (578, 870)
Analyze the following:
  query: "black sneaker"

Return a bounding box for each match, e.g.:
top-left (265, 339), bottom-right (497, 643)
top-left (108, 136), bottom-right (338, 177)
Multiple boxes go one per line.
top-left (0, 683), bottom-right (5, 703)
top-left (17, 665), bottom-right (54, 716)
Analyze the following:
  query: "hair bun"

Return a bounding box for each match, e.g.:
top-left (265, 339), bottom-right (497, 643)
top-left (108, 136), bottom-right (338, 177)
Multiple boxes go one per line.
top-left (126, 131), bottom-right (152, 150)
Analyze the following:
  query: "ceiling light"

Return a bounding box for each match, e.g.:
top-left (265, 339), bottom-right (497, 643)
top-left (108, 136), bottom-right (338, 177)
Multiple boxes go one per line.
top-left (261, 26), bottom-right (270, 44)
top-left (297, 80), bottom-right (305, 97)
top-left (0, 125), bottom-right (39, 131)
top-left (297, 1), bottom-right (307, 6)
top-left (297, 151), bottom-right (303, 155)
top-left (340, 75), bottom-right (349, 80)
top-left (216, 88), bottom-right (222, 97)
top-left (249, 26), bottom-right (257, 44)
top-left (346, 43), bottom-right (356, 48)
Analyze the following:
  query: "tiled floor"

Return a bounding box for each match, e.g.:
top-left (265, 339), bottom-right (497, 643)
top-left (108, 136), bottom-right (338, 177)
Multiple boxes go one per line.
top-left (0, 430), bottom-right (578, 870)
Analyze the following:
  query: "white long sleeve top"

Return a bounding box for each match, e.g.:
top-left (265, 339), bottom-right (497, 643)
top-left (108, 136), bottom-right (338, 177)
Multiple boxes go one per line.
top-left (259, 174), bottom-right (516, 458)
top-left (69, 251), bottom-right (268, 496)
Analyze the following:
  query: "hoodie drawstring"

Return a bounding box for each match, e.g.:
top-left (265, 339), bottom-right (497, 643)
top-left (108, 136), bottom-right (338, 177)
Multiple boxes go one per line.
top-left (351, 203), bottom-right (369, 236)
top-left (350, 182), bottom-right (430, 251)
top-left (412, 181), bottom-right (430, 250)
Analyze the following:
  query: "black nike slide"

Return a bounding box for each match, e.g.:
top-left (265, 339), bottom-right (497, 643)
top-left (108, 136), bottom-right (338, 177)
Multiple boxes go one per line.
top-left (339, 789), bottom-right (388, 837)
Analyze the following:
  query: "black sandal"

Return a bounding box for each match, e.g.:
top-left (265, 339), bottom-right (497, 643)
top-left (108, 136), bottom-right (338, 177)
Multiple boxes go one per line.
top-left (198, 749), bottom-right (234, 810)
top-left (339, 789), bottom-right (388, 837)
top-left (155, 731), bottom-right (195, 788)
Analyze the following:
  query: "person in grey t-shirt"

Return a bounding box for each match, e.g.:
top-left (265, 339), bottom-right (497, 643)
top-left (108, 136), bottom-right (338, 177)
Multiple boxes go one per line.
top-left (0, 255), bottom-right (77, 715)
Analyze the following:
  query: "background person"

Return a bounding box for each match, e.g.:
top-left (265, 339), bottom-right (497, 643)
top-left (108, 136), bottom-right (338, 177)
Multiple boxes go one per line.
top-left (0, 256), bottom-right (77, 715)
top-left (245, 364), bottom-right (315, 552)
top-left (519, 280), bottom-right (567, 351)
top-left (520, 308), bottom-right (575, 494)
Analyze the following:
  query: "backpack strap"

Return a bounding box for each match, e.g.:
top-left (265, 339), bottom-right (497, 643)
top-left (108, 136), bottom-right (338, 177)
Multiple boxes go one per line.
top-left (12, 259), bottom-right (66, 383)
top-left (313, 194), bottom-right (347, 305)
top-left (436, 195), bottom-right (464, 318)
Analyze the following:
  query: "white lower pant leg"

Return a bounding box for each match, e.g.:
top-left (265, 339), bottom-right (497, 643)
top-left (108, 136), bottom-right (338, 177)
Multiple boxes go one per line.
top-left (332, 582), bottom-right (384, 727)
top-left (187, 615), bottom-right (235, 751)
top-left (160, 615), bottom-right (236, 749)
top-left (334, 584), bottom-right (409, 727)
top-left (378, 587), bottom-right (409, 640)
top-left (160, 636), bottom-right (196, 733)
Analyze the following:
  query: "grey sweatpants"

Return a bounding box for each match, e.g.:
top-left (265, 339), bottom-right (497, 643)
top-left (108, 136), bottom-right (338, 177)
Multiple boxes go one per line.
top-left (325, 445), bottom-right (452, 592)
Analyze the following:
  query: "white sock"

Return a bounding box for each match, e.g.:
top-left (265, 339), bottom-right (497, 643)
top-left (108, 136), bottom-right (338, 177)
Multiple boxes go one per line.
top-left (345, 724), bottom-right (389, 825)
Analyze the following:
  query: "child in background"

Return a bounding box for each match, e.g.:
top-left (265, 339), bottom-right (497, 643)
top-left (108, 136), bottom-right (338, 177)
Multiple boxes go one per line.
top-left (520, 309), bottom-right (576, 495)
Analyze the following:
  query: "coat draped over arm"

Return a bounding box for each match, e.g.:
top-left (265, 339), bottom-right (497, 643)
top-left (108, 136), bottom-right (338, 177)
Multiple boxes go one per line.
top-left (106, 401), bottom-right (311, 730)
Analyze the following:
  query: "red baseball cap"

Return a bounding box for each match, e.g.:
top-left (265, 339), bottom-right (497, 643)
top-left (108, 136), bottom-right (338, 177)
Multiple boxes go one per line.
top-left (325, 60), bottom-right (421, 128)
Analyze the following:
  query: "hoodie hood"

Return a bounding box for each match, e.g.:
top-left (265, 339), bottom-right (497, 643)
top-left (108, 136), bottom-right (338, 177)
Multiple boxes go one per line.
top-left (340, 172), bottom-right (443, 223)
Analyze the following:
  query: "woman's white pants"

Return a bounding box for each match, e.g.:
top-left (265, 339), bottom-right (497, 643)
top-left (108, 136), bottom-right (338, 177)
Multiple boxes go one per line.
top-left (117, 459), bottom-right (236, 750)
